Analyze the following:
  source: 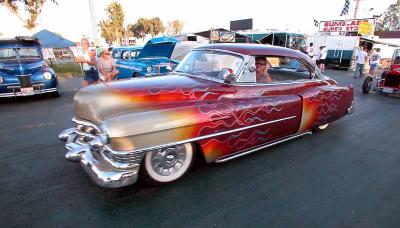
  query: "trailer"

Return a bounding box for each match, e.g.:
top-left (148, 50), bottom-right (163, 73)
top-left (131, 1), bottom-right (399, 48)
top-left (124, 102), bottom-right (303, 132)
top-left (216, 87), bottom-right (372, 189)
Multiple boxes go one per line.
top-left (307, 35), bottom-right (399, 70)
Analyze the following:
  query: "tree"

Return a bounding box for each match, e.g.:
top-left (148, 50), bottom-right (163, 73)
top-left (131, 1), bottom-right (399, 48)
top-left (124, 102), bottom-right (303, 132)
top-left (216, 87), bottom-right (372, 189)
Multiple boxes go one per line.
top-left (165, 20), bottom-right (184, 35)
top-left (0, 0), bottom-right (58, 30)
top-left (375, 0), bottom-right (400, 31)
top-left (149, 17), bottom-right (165, 37)
top-left (130, 17), bottom-right (152, 41)
top-left (98, 1), bottom-right (125, 45)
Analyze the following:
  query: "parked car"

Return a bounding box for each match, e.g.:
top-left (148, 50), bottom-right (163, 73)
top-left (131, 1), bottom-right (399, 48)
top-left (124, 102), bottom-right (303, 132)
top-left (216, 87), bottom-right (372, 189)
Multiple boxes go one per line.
top-left (115, 37), bottom-right (201, 79)
top-left (0, 37), bottom-right (60, 98)
top-left (112, 45), bottom-right (142, 61)
top-left (59, 43), bottom-right (354, 188)
top-left (362, 49), bottom-right (400, 95)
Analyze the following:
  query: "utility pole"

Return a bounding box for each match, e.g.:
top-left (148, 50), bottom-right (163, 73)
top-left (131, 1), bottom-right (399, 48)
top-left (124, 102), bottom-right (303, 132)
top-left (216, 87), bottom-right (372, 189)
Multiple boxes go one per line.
top-left (353, 0), bottom-right (361, 19)
top-left (88, 0), bottom-right (100, 46)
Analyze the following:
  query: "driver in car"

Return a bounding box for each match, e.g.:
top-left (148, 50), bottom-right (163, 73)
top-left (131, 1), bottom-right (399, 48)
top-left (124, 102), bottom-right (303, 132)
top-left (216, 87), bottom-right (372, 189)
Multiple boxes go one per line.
top-left (255, 56), bottom-right (273, 83)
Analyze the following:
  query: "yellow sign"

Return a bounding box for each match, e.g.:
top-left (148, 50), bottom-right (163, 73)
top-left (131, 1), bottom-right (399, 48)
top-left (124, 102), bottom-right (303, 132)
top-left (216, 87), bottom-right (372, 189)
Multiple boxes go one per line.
top-left (358, 21), bottom-right (373, 36)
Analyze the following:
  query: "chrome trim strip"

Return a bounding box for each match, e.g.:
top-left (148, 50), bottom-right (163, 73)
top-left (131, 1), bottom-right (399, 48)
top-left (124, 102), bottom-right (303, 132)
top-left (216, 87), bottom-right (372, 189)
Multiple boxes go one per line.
top-left (104, 115), bottom-right (297, 155)
top-left (215, 131), bottom-right (312, 163)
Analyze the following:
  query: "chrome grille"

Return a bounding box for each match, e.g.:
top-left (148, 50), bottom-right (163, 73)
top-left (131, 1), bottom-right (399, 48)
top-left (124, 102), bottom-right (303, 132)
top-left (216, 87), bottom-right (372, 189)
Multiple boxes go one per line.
top-left (72, 118), bottom-right (144, 164)
top-left (17, 75), bottom-right (32, 88)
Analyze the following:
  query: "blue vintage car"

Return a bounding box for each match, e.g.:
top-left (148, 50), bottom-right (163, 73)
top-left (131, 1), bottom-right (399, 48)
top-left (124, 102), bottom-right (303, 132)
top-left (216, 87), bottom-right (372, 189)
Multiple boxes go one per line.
top-left (115, 37), bottom-right (201, 79)
top-left (112, 45), bottom-right (143, 60)
top-left (0, 37), bottom-right (60, 98)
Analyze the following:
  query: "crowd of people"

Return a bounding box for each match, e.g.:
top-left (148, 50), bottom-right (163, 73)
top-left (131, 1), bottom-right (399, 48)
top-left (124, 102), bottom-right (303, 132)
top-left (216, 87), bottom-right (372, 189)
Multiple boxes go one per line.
top-left (306, 43), bottom-right (328, 73)
top-left (305, 42), bottom-right (382, 78)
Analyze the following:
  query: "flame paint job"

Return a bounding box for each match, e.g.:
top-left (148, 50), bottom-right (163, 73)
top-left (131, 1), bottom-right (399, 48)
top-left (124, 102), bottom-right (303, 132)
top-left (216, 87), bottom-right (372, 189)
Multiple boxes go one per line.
top-left (72, 44), bottom-right (354, 163)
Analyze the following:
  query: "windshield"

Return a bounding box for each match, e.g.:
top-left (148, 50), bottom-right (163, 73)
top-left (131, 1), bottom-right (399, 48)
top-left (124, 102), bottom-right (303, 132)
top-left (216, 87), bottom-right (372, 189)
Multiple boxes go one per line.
top-left (0, 48), bottom-right (41, 61)
top-left (175, 50), bottom-right (244, 79)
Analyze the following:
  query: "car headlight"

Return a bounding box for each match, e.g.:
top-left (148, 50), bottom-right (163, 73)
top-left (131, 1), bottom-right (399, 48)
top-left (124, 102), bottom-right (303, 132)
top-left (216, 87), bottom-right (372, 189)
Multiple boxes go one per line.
top-left (43, 72), bottom-right (52, 80)
top-left (146, 66), bottom-right (152, 73)
top-left (0, 76), bottom-right (3, 84)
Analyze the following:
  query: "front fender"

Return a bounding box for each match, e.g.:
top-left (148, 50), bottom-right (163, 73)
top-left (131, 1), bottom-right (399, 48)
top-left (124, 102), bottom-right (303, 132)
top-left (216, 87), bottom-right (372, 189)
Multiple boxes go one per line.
top-left (105, 100), bottom-right (236, 151)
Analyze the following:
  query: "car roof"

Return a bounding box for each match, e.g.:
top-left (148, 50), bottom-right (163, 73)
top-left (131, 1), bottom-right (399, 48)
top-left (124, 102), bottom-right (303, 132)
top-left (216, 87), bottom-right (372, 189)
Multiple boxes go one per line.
top-left (113, 46), bottom-right (143, 51)
top-left (194, 43), bottom-right (313, 66)
top-left (0, 38), bottom-right (41, 47)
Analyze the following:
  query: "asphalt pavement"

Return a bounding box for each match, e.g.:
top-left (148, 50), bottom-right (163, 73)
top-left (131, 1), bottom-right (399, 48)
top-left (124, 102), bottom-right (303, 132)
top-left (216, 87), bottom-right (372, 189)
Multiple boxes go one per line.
top-left (1, 70), bottom-right (400, 228)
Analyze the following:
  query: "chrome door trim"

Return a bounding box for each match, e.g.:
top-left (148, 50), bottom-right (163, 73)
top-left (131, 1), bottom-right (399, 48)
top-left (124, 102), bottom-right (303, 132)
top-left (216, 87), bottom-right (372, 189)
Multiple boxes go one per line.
top-left (215, 131), bottom-right (312, 163)
top-left (103, 115), bottom-right (297, 155)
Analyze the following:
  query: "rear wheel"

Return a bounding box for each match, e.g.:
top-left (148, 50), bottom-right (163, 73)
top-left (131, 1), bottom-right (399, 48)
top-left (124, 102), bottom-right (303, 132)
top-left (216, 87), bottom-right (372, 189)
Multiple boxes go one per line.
top-left (313, 123), bottom-right (329, 132)
top-left (142, 143), bottom-right (195, 185)
top-left (132, 72), bottom-right (140, 78)
top-left (362, 76), bottom-right (373, 94)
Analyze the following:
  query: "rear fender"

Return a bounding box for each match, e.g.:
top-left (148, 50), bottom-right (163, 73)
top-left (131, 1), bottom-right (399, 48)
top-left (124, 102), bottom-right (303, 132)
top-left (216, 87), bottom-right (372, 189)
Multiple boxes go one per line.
top-left (297, 84), bottom-right (353, 133)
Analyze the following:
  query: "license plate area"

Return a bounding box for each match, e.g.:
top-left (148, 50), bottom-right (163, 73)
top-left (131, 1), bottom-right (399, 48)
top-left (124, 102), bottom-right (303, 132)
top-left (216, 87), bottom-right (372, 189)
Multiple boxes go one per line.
top-left (21, 87), bottom-right (34, 95)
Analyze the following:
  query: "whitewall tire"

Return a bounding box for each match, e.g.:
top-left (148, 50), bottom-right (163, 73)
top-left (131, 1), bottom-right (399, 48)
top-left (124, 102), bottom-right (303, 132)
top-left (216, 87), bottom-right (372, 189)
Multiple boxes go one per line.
top-left (142, 143), bottom-right (195, 185)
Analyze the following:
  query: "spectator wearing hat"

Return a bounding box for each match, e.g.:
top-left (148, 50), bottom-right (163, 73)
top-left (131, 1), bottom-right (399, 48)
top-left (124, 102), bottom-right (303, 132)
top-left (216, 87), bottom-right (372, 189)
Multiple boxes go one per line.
top-left (97, 48), bottom-right (119, 82)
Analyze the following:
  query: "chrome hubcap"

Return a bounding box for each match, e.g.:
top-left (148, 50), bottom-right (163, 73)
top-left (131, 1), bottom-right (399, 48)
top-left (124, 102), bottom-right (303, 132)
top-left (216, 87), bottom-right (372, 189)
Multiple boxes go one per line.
top-left (150, 145), bottom-right (187, 176)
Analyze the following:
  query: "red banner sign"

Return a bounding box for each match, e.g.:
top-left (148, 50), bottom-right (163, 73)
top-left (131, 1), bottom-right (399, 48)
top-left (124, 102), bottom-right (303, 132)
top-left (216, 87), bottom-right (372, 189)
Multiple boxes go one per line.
top-left (319, 19), bottom-right (374, 33)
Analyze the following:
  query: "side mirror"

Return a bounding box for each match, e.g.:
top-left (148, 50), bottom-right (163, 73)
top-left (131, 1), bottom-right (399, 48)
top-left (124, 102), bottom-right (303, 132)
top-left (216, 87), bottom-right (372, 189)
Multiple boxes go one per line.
top-left (219, 68), bottom-right (235, 84)
top-left (248, 65), bottom-right (256, 73)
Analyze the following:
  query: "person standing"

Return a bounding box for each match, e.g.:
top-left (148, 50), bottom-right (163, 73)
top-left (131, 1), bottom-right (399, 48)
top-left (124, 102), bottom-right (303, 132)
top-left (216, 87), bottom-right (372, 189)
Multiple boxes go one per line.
top-left (319, 46), bottom-right (327, 73)
top-left (354, 46), bottom-right (368, 78)
top-left (369, 48), bottom-right (381, 77)
top-left (307, 43), bottom-right (315, 59)
top-left (97, 48), bottom-right (119, 82)
top-left (76, 38), bottom-right (99, 86)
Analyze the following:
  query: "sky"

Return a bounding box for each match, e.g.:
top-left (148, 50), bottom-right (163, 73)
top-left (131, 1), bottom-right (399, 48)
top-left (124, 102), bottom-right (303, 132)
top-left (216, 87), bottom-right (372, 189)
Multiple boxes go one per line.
top-left (0, 0), bottom-right (397, 42)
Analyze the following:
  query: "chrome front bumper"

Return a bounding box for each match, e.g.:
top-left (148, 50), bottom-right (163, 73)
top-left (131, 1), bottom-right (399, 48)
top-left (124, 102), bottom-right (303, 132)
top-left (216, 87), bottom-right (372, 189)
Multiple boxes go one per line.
top-left (0, 87), bottom-right (59, 98)
top-left (59, 128), bottom-right (141, 188)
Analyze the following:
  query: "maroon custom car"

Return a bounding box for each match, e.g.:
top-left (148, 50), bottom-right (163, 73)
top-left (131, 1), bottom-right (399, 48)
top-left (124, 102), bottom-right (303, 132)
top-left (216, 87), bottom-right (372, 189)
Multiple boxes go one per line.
top-left (59, 43), bottom-right (355, 188)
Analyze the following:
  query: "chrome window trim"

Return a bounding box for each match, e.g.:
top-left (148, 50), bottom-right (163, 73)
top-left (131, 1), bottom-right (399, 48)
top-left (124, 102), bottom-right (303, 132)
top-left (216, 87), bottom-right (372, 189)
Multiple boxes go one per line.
top-left (234, 78), bottom-right (326, 87)
top-left (235, 54), bottom-right (326, 86)
top-left (104, 115), bottom-right (297, 155)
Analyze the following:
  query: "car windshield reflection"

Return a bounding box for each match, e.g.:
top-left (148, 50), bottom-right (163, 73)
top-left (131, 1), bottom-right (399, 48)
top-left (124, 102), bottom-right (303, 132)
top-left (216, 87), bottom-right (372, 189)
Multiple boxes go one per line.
top-left (175, 50), bottom-right (243, 80)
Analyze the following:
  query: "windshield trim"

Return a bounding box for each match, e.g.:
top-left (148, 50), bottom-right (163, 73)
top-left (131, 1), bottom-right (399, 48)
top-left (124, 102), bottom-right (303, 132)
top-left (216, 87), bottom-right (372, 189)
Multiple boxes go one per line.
top-left (175, 49), bottom-right (246, 79)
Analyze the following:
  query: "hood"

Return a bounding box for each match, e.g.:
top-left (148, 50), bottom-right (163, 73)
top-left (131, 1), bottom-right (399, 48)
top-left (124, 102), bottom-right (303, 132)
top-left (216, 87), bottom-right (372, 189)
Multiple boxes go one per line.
top-left (135, 58), bottom-right (170, 65)
top-left (73, 75), bottom-right (223, 124)
top-left (0, 60), bottom-right (45, 75)
top-left (138, 42), bottom-right (176, 59)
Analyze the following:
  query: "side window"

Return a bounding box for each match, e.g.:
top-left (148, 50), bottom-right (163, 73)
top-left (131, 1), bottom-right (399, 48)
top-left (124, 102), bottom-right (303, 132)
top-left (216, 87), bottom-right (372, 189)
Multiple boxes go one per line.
top-left (266, 56), bottom-right (312, 81)
top-left (237, 57), bottom-right (256, 83)
top-left (112, 50), bottom-right (121, 59)
top-left (130, 50), bottom-right (138, 59)
top-left (121, 50), bottom-right (130, 60)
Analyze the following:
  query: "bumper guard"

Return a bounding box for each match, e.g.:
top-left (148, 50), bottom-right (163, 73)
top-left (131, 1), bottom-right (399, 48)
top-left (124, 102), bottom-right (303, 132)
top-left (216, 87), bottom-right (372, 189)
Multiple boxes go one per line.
top-left (59, 128), bottom-right (140, 188)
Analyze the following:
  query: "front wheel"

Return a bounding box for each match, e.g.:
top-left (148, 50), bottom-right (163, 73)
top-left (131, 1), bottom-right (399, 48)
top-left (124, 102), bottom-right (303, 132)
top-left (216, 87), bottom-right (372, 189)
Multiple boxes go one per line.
top-left (362, 76), bottom-right (373, 94)
top-left (142, 143), bottom-right (195, 185)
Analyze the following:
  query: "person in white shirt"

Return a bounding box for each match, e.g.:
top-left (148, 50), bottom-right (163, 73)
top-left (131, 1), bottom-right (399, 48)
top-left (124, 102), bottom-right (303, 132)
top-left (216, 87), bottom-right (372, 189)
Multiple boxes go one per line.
top-left (307, 43), bottom-right (314, 59)
top-left (354, 46), bottom-right (368, 78)
top-left (369, 48), bottom-right (381, 77)
top-left (75, 38), bottom-right (99, 86)
top-left (319, 46), bottom-right (327, 73)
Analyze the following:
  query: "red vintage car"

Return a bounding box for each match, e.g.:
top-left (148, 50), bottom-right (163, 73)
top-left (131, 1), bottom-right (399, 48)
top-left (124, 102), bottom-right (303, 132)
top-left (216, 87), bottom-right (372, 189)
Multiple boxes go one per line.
top-left (59, 43), bottom-right (355, 188)
top-left (363, 49), bottom-right (400, 95)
